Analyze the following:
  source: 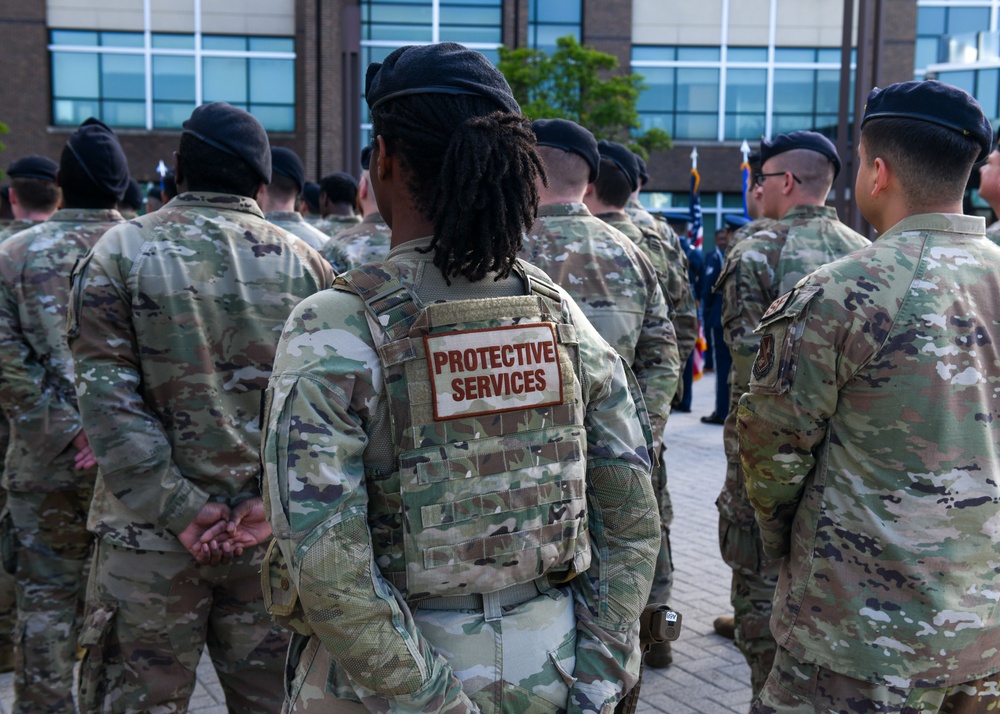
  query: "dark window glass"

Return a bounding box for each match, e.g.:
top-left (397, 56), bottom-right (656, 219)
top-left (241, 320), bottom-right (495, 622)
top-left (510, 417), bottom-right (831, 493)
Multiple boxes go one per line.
top-left (51, 30), bottom-right (98, 46)
top-left (947, 7), bottom-right (989, 35)
top-left (678, 47), bottom-right (720, 62)
top-left (917, 7), bottom-right (946, 35)
top-left (101, 100), bottom-right (145, 128)
top-left (774, 48), bottom-right (815, 63)
top-left (249, 37), bottom-right (294, 53)
top-left (153, 56), bottom-right (195, 101)
top-left (102, 54), bottom-right (145, 100)
top-left (250, 105), bottom-right (295, 132)
top-left (633, 46), bottom-right (676, 62)
top-left (52, 52), bottom-right (99, 98)
top-left (100, 32), bottom-right (143, 48)
top-left (249, 58), bottom-right (294, 105)
top-left (152, 34), bottom-right (194, 49)
top-left (726, 68), bottom-right (765, 140)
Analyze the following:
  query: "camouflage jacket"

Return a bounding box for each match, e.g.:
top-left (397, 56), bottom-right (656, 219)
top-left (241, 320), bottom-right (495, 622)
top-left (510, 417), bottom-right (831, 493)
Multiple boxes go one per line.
top-left (69, 192), bottom-right (333, 551)
top-left (0, 218), bottom-right (43, 243)
top-left (729, 216), bottom-right (779, 249)
top-left (987, 219), bottom-right (1000, 243)
top-left (523, 202), bottom-right (680, 447)
top-left (716, 204), bottom-right (868, 525)
top-left (601, 210), bottom-right (698, 363)
top-left (0, 208), bottom-right (123, 492)
top-left (738, 212), bottom-right (1000, 687)
top-left (262, 236), bottom-right (659, 714)
top-left (317, 213), bottom-right (363, 238)
top-left (322, 211), bottom-right (391, 270)
top-left (266, 210), bottom-right (350, 273)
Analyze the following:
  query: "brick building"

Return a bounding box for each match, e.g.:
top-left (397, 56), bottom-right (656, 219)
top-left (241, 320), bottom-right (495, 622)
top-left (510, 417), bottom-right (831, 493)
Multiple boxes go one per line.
top-left (2, 1), bottom-right (996, 239)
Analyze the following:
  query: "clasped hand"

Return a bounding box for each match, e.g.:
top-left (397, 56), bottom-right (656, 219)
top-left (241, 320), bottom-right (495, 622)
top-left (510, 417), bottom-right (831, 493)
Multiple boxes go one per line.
top-left (177, 498), bottom-right (272, 566)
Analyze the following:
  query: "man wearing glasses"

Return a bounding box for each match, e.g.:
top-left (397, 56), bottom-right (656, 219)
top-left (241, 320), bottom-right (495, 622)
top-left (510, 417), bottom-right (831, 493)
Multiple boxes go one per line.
top-left (713, 130), bottom-right (868, 697)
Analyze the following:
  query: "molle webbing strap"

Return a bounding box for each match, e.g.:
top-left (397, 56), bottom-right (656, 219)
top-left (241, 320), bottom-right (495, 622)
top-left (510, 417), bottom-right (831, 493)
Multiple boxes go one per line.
top-left (336, 263), bottom-right (420, 343)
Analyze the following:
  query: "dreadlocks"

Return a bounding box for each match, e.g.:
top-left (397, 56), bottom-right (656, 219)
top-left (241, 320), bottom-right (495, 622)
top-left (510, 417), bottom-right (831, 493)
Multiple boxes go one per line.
top-left (371, 93), bottom-right (545, 283)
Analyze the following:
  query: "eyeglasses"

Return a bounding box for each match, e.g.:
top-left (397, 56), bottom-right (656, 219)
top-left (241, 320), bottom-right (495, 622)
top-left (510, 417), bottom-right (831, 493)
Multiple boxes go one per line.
top-left (753, 171), bottom-right (803, 187)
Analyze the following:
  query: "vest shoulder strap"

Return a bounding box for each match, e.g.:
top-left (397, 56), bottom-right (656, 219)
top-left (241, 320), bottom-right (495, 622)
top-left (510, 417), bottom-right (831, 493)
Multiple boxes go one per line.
top-left (335, 262), bottom-right (419, 343)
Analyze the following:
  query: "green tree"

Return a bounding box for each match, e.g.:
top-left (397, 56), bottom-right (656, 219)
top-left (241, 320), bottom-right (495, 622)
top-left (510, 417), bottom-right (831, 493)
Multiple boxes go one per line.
top-left (498, 36), bottom-right (671, 159)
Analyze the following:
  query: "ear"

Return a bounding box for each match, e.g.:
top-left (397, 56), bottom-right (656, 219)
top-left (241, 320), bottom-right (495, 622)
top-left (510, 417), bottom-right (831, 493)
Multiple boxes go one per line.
top-left (782, 172), bottom-right (796, 196)
top-left (375, 135), bottom-right (391, 182)
top-left (583, 183), bottom-right (597, 200)
top-left (172, 151), bottom-right (184, 187)
top-left (7, 187), bottom-right (18, 207)
top-left (358, 174), bottom-right (370, 201)
top-left (871, 157), bottom-right (891, 198)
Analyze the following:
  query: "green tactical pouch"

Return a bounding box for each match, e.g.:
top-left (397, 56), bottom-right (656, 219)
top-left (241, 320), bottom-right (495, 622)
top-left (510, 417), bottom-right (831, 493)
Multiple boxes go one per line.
top-left (262, 540), bottom-right (312, 636)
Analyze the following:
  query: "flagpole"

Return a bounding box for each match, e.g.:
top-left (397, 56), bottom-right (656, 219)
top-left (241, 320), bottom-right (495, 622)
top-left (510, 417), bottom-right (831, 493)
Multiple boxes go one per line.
top-left (739, 140), bottom-right (751, 219)
top-left (688, 147), bottom-right (703, 249)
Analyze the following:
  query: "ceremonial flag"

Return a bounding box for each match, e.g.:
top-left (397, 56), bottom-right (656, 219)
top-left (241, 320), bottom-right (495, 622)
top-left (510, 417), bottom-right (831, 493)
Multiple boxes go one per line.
top-left (688, 147), bottom-right (703, 248)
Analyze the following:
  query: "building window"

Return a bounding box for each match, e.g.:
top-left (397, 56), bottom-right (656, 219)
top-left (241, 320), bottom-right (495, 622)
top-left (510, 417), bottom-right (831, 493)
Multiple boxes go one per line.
top-left (49, 30), bottom-right (295, 131)
top-left (527, 0), bottom-right (582, 53)
top-left (634, 46), bottom-right (853, 142)
top-left (915, 3), bottom-right (994, 77)
top-left (359, 0), bottom-right (503, 145)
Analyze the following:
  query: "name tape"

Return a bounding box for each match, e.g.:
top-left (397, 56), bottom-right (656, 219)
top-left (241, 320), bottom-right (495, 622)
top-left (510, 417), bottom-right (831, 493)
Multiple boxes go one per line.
top-left (425, 324), bottom-right (564, 420)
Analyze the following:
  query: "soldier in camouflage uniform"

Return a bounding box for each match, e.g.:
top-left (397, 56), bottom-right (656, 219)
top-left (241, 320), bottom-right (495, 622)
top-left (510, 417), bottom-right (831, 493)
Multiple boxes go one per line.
top-left (316, 171), bottom-right (362, 237)
top-left (260, 146), bottom-right (350, 272)
top-left (322, 145), bottom-right (392, 270)
top-left (0, 156), bottom-right (61, 242)
top-left (0, 120), bottom-right (127, 714)
top-left (583, 140), bottom-right (689, 668)
top-left (715, 131), bottom-right (869, 697)
top-left (69, 103), bottom-right (333, 713)
top-left (0, 155), bottom-right (61, 675)
top-left (262, 43), bottom-right (660, 713)
top-left (977, 138), bottom-right (1000, 240)
top-left (740, 81), bottom-right (1000, 712)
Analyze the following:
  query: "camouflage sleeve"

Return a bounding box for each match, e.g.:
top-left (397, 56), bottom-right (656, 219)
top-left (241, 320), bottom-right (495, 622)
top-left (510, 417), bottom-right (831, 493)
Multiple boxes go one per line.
top-left (0, 242), bottom-right (80, 455)
top-left (262, 292), bottom-right (475, 714)
top-left (320, 237), bottom-right (351, 273)
top-left (563, 297), bottom-right (660, 714)
top-left (69, 226), bottom-right (209, 537)
top-left (719, 237), bottom-right (778, 426)
top-left (736, 280), bottom-right (874, 559)
top-left (652, 224), bottom-right (697, 361)
top-left (631, 251), bottom-right (680, 448)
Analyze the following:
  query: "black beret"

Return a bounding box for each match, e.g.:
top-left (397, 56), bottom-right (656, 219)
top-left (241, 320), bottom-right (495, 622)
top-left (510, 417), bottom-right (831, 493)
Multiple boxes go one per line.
top-left (8, 155), bottom-right (58, 182)
top-left (270, 146), bottom-right (305, 192)
top-left (723, 214), bottom-right (751, 229)
top-left (759, 130), bottom-right (841, 180)
top-left (366, 42), bottom-right (520, 115)
top-left (635, 154), bottom-right (649, 185)
top-left (121, 178), bottom-right (144, 210)
top-left (182, 102), bottom-right (271, 184)
top-left (861, 80), bottom-right (993, 163)
top-left (531, 118), bottom-right (600, 183)
top-left (360, 145), bottom-right (372, 171)
top-left (302, 181), bottom-right (321, 213)
top-left (65, 118), bottom-right (131, 200)
top-left (597, 140), bottom-right (640, 192)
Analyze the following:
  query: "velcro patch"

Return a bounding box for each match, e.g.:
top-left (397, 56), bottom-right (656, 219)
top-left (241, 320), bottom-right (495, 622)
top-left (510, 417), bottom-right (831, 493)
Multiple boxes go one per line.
top-left (753, 333), bottom-right (775, 380)
top-left (425, 324), bottom-right (565, 421)
top-left (762, 289), bottom-right (794, 321)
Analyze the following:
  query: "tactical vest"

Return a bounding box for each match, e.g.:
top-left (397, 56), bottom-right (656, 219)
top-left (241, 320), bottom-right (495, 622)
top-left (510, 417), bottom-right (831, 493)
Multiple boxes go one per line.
top-left (336, 260), bottom-right (592, 599)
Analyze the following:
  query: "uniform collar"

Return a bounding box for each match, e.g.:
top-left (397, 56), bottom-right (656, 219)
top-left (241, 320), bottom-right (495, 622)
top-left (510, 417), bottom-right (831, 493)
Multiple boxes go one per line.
top-left (536, 202), bottom-right (592, 218)
top-left (167, 192), bottom-right (264, 218)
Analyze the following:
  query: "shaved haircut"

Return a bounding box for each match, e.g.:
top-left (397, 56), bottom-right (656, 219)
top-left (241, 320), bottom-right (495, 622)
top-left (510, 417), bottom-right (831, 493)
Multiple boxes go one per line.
top-left (768, 149), bottom-right (836, 201)
top-left (536, 146), bottom-right (590, 197)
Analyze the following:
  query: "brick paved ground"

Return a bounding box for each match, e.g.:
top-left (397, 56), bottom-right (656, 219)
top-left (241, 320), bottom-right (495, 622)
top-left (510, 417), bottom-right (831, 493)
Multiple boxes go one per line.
top-left (0, 372), bottom-right (751, 714)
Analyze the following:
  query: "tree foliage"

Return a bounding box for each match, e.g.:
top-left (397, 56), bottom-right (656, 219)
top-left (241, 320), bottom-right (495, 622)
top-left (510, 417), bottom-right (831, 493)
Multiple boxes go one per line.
top-left (498, 36), bottom-right (671, 159)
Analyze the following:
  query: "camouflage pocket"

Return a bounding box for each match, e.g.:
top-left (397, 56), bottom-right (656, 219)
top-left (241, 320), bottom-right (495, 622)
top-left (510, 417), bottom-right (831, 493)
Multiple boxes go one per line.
top-left (718, 516), bottom-right (760, 576)
top-left (261, 540), bottom-right (312, 636)
top-left (77, 602), bottom-right (125, 714)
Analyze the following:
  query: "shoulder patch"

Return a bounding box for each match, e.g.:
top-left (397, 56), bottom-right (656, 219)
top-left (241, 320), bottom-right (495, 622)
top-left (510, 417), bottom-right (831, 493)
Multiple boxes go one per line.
top-left (753, 333), bottom-right (775, 380)
top-left (756, 284), bottom-right (822, 332)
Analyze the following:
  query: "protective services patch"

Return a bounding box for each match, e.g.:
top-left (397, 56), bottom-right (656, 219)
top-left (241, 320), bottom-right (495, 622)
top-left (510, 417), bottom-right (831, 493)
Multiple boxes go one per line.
top-left (753, 333), bottom-right (775, 381)
top-left (425, 323), bottom-right (564, 421)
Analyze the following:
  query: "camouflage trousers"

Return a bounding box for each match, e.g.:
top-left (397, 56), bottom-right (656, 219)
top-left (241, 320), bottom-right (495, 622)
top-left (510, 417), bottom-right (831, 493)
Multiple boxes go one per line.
top-left (718, 513), bottom-right (780, 698)
top-left (79, 540), bottom-right (289, 714)
top-left (752, 647), bottom-right (1000, 713)
top-left (7, 487), bottom-right (94, 714)
top-left (0, 489), bottom-right (17, 668)
top-left (648, 452), bottom-right (673, 606)
top-left (285, 584), bottom-right (576, 713)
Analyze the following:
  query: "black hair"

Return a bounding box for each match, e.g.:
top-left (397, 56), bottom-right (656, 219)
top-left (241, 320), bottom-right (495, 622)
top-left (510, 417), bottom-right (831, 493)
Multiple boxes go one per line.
top-left (370, 93), bottom-right (544, 282)
top-left (318, 173), bottom-right (358, 206)
top-left (592, 157), bottom-right (633, 209)
top-left (10, 177), bottom-right (60, 213)
top-left (162, 170), bottom-right (178, 200)
top-left (58, 145), bottom-right (118, 209)
top-left (862, 117), bottom-right (982, 206)
top-left (177, 134), bottom-right (261, 198)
